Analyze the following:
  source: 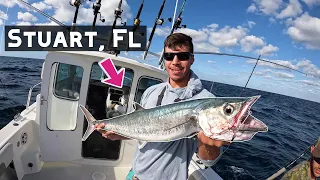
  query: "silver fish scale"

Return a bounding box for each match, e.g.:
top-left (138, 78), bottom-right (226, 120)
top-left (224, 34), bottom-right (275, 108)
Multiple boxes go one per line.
top-left (102, 99), bottom-right (208, 141)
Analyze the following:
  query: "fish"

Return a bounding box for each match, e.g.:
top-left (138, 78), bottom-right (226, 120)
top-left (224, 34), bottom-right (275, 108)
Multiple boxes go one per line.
top-left (79, 95), bottom-right (268, 143)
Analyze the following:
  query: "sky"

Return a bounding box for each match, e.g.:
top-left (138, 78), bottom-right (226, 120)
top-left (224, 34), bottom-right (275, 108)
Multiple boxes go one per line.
top-left (0, 0), bottom-right (319, 103)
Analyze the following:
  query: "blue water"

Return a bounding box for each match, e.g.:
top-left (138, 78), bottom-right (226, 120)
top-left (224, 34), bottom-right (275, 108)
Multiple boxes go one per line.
top-left (1, 56), bottom-right (319, 180)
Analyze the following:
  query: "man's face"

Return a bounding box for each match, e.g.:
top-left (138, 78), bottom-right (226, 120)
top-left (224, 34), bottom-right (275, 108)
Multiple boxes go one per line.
top-left (164, 46), bottom-right (194, 83)
top-left (312, 157), bottom-right (320, 177)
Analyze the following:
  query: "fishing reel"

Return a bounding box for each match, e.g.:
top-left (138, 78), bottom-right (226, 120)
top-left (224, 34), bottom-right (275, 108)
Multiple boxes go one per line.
top-left (115, 7), bottom-right (123, 18)
top-left (69, 0), bottom-right (85, 6)
top-left (168, 17), bottom-right (186, 29)
top-left (134, 18), bottom-right (141, 26)
top-left (156, 18), bottom-right (165, 25)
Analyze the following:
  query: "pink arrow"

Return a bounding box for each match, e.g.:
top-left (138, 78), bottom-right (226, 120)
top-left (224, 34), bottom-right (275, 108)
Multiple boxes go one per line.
top-left (98, 58), bottom-right (125, 88)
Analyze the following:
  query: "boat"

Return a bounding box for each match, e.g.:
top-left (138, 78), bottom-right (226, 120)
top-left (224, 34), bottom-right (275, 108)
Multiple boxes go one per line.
top-left (0, 50), bottom-right (223, 180)
top-left (0, 0), bottom-right (225, 179)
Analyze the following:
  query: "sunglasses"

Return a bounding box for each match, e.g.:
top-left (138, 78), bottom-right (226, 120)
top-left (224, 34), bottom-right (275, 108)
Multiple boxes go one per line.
top-left (314, 157), bottom-right (320, 164)
top-left (163, 52), bottom-right (193, 61)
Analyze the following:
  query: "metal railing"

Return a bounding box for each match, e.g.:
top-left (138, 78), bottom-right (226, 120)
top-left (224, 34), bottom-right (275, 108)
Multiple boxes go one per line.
top-left (26, 82), bottom-right (42, 108)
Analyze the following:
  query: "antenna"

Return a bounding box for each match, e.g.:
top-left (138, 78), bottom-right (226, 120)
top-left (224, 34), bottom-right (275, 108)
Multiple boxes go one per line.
top-left (158, 0), bottom-right (187, 67)
top-left (142, 0), bottom-right (167, 60)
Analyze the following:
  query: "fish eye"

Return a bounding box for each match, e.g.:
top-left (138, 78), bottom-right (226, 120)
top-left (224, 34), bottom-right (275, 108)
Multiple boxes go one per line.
top-left (224, 104), bottom-right (234, 115)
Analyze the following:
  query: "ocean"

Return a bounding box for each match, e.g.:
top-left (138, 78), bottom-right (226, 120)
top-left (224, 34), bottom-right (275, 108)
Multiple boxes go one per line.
top-left (1, 56), bottom-right (319, 180)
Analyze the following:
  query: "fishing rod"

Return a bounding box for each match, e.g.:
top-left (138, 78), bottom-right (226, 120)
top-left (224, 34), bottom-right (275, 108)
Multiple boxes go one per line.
top-left (69, 0), bottom-right (86, 31)
top-left (266, 140), bottom-right (317, 180)
top-left (142, 0), bottom-right (167, 60)
top-left (90, 0), bottom-right (103, 31)
top-left (16, 0), bottom-right (67, 28)
top-left (158, 0), bottom-right (187, 66)
top-left (239, 55), bottom-right (261, 97)
top-left (105, 0), bottom-right (125, 56)
top-left (133, 0), bottom-right (144, 32)
top-left (124, 0), bottom-right (145, 54)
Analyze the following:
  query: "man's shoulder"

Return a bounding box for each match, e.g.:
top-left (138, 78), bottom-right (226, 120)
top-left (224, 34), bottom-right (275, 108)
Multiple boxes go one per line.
top-left (281, 160), bottom-right (309, 180)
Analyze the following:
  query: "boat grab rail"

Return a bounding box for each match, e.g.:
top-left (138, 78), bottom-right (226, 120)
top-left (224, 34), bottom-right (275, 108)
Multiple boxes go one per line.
top-left (26, 82), bottom-right (42, 108)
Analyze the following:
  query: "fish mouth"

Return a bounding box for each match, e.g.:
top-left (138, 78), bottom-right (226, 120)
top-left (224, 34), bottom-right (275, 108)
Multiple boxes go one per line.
top-left (232, 95), bottom-right (260, 129)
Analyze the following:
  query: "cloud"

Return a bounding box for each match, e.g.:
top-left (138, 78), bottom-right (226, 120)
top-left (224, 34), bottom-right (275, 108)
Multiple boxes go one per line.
top-left (0, 19), bottom-right (3, 26)
top-left (17, 12), bottom-right (38, 22)
top-left (249, 0), bottom-right (284, 15)
top-left (240, 35), bottom-right (265, 52)
top-left (274, 72), bottom-right (295, 78)
top-left (298, 80), bottom-right (320, 87)
top-left (0, 0), bottom-right (30, 9)
top-left (0, 10), bottom-right (8, 20)
top-left (208, 60), bottom-right (216, 64)
top-left (247, 3), bottom-right (257, 13)
top-left (247, 59), bottom-right (320, 78)
top-left (276, 0), bottom-right (303, 19)
top-left (208, 26), bottom-right (248, 47)
top-left (286, 13), bottom-right (320, 50)
top-left (254, 69), bottom-right (273, 76)
top-left (302, 0), bottom-right (320, 7)
top-left (154, 23), bottom-right (278, 54)
top-left (247, 21), bottom-right (256, 28)
top-left (150, 26), bottom-right (171, 37)
top-left (31, 1), bottom-right (52, 11)
top-left (247, 59), bottom-right (297, 70)
top-left (42, 0), bottom-right (132, 25)
top-left (255, 44), bottom-right (279, 56)
top-left (16, 21), bottom-right (32, 25)
top-left (296, 60), bottom-right (320, 78)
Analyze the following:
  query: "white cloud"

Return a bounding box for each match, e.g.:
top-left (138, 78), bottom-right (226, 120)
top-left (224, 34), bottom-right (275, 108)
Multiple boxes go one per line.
top-left (296, 60), bottom-right (320, 78)
top-left (247, 4), bottom-right (257, 13)
top-left (0, 19), bottom-right (3, 26)
top-left (247, 21), bottom-right (256, 28)
top-left (176, 28), bottom-right (208, 42)
top-left (208, 26), bottom-right (248, 47)
top-left (274, 72), bottom-right (295, 78)
top-left (240, 35), bottom-right (265, 52)
top-left (298, 80), bottom-right (320, 87)
top-left (269, 17), bottom-right (276, 23)
top-left (302, 0), bottom-right (320, 7)
top-left (154, 23), bottom-right (278, 54)
top-left (31, 2), bottom-right (52, 11)
top-left (42, 0), bottom-right (132, 25)
top-left (255, 44), bottom-right (279, 56)
top-left (208, 60), bottom-right (216, 64)
top-left (150, 26), bottom-right (171, 37)
top-left (17, 12), bottom-right (38, 22)
top-left (0, 0), bottom-right (30, 9)
top-left (194, 42), bottom-right (220, 52)
top-left (286, 13), bottom-right (320, 50)
top-left (0, 10), bottom-right (8, 20)
top-left (276, 0), bottom-right (303, 19)
top-left (247, 59), bottom-right (297, 70)
top-left (16, 21), bottom-right (32, 25)
top-left (251, 0), bottom-right (284, 15)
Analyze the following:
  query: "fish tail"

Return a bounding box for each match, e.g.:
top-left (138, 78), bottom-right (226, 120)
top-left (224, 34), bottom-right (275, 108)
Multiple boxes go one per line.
top-left (79, 104), bottom-right (97, 141)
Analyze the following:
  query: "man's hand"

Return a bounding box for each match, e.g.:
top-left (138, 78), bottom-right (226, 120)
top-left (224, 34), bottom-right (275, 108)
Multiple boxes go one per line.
top-left (197, 131), bottom-right (231, 161)
top-left (94, 123), bottom-right (129, 141)
top-left (197, 131), bottom-right (231, 147)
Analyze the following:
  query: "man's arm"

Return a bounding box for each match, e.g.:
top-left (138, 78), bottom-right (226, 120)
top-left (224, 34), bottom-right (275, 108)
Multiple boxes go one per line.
top-left (196, 131), bottom-right (229, 166)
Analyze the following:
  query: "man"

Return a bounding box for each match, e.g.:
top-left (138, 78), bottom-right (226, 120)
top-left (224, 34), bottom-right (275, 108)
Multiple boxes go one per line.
top-left (95, 33), bottom-right (229, 180)
top-left (281, 137), bottom-right (320, 180)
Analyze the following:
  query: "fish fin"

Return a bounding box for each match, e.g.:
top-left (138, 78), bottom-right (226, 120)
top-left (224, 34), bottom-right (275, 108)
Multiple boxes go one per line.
top-left (137, 140), bottom-right (147, 149)
top-left (133, 102), bottom-right (145, 111)
top-left (79, 104), bottom-right (97, 141)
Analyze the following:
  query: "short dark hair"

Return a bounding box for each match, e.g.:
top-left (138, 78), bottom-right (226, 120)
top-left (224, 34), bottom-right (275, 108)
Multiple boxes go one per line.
top-left (164, 33), bottom-right (194, 53)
